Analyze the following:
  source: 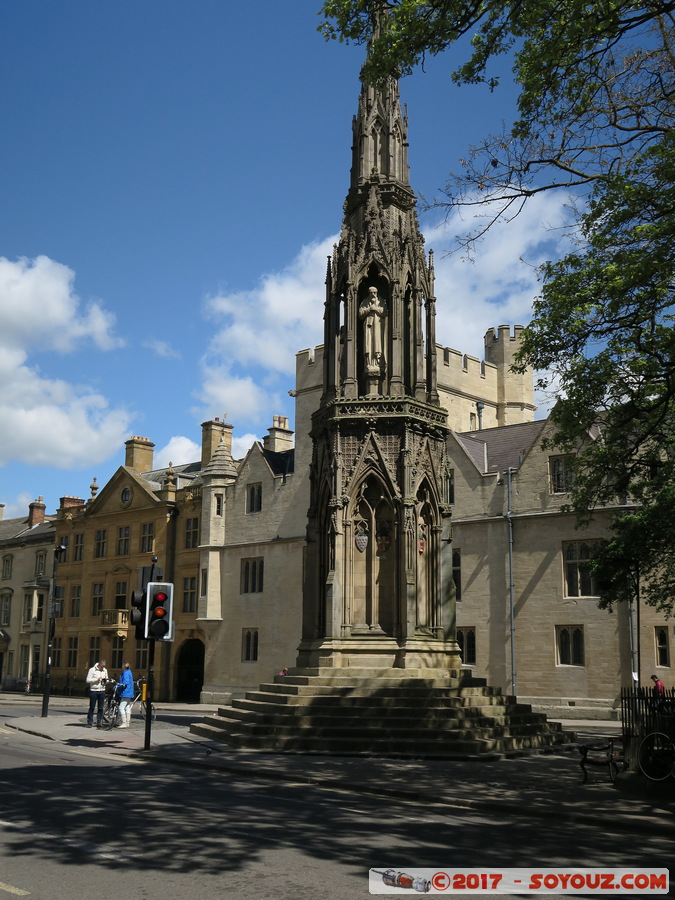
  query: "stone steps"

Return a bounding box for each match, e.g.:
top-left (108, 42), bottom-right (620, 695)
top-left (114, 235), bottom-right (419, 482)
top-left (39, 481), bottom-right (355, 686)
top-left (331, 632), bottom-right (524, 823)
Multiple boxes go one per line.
top-left (190, 668), bottom-right (568, 758)
top-left (189, 720), bottom-right (563, 758)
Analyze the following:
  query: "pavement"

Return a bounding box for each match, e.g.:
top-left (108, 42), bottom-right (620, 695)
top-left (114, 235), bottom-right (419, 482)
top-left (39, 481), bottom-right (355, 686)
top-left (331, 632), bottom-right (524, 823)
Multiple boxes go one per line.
top-left (2, 692), bottom-right (675, 834)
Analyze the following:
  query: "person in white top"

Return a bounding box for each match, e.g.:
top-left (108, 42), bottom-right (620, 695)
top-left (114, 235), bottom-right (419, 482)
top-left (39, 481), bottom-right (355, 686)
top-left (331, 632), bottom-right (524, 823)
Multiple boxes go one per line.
top-left (86, 659), bottom-right (108, 728)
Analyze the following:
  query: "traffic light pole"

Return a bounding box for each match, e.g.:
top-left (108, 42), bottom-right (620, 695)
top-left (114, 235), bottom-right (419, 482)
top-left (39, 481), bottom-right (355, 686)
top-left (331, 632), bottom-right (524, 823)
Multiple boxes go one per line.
top-left (41, 545), bottom-right (66, 718)
top-left (144, 639), bottom-right (155, 752)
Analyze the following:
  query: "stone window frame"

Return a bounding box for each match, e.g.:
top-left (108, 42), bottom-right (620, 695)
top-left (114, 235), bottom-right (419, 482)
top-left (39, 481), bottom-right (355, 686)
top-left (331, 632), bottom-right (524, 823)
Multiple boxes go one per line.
top-left (457, 626), bottom-right (476, 665)
top-left (246, 483), bottom-right (263, 514)
top-left (549, 455), bottom-right (575, 494)
top-left (73, 533), bottom-right (84, 562)
top-left (242, 627), bottom-right (259, 662)
top-left (563, 540), bottom-right (600, 598)
top-left (94, 529), bottom-right (107, 559)
top-left (2, 554), bottom-right (13, 580)
top-left (116, 525), bottom-right (130, 556)
top-left (140, 522), bottom-right (155, 554)
top-left (452, 548), bottom-right (462, 602)
top-left (655, 626), bottom-right (670, 668)
top-left (556, 625), bottom-right (585, 666)
top-left (0, 591), bottom-right (11, 626)
top-left (91, 583), bottom-right (104, 617)
top-left (67, 636), bottom-right (79, 669)
top-left (70, 585), bottom-right (81, 618)
top-left (240, 558), bottom-right (264, 594)
top-left (182, 576), bottom-right (197, 613)
top-left (185, 517), bottom-right (199, 549)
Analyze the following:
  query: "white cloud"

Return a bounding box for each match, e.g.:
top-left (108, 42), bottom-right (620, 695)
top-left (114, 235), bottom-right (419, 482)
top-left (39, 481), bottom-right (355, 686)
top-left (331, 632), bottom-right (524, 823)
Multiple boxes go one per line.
top-left (0, 255), bottom-right (132, 468)
top-left (155, 436), bottom-right (201, 469)
top-left (195, 237), bottom-right (333, 427)
top-left (424, 191), bottom-right (576, 362)
top-left (0, 492), bottom-right (34, 520)
top-left (144, 339), bottom-right (181, 360)
top-left (0, 256), bottom-right (123, 352)
top-left (232, 432), bottom-right (260, 460)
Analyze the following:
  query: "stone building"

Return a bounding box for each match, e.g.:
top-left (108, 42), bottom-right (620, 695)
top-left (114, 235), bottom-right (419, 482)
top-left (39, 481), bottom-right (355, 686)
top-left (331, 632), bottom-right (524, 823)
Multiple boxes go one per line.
top-left (0, 498), bottom-right (56, 690)
top-left (46, 421), bottom-right (229, 701)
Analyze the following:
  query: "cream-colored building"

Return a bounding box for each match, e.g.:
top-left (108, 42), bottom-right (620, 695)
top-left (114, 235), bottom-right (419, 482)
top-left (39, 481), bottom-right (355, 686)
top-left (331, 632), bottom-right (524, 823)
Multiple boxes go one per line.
top-left (0, 498), bottom-right (56, 690)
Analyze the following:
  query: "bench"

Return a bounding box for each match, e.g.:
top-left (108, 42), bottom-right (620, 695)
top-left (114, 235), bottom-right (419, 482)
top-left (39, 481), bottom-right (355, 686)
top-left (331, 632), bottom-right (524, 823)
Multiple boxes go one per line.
top-left (579, 738), bottom-right (624, 784)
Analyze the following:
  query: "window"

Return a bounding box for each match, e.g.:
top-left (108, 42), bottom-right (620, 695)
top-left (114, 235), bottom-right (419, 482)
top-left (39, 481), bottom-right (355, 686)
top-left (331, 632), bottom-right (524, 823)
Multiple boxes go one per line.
top-left (92, 583), bottom-right (104, 616)
top-left (59, 536), bottom-right (69, 562)
top-left (32, 644), bottom-right (40, 677)
top-left (94, 529), bottom-right (107, 559)
top-left (215, 493), bottom-right (223, 516)
top-left (117, 526), bottom-right (130, 556)
top-left (52, 637), bottom-right (62, 668)
top-left (115, 581), bottom-right (127, 610)
top-left (240, 558), bottom-right (264, 594)
top-left (242, 628), bottom-right (259, 661)
top-left (183, 576), bottom-right (197, 613)
top-left (656, 627), bottom-right (670, 668)
top-left (36, 593), bottom-right (45, 622)
top-left (185, 517), bottom-right (199, 549)
top-left (564, 541), bottom-right (600, 597)
top-left (2, 555), bottom-right (13, 579)
top-left (135, 641), bottom-right (148, 672)
top-left (23, 594), bottom-right (32, 624)
top-left (200, 568), bottom-right (207, 597)
top-left (53, 585), bottom-right (65, 618)
top-left (140, 523), bottom-right (154, 553)
top-left (67, 637), bottom-right (79, 669)
top-left (120, 487), bottom-right (132, 504)
top-left (111, 636), bottom-right (124, 670)
top-left (0, 593), bottom-right (10, 626)
top-left (247, 483), bottom-right (262, 513)
top-left (20, 645), bottom-right (29, 678)
top-left (446, 469), bottom-right (455, 505)
top-left (557, 625), bottom-right (585, 666)
top-left (73, 533), bottom-right (84, 561)
top-left (35, 551), bottom-right (47, 577)
top-left (70, 586), bottom-right (81, 618)
top-left (550, 455), bottom-right (575, 494)
top-left (452, 549), bottom-right (462, 602)
top-left (89, 637), bottom-right (101, 668)
top-left (457, 627), bottom-right (476, 665)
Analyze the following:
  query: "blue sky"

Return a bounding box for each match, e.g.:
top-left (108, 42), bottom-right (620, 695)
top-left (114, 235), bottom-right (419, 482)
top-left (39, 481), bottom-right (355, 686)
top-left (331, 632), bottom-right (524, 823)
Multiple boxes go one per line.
top-left (0, 1), bottom-right (572, 519)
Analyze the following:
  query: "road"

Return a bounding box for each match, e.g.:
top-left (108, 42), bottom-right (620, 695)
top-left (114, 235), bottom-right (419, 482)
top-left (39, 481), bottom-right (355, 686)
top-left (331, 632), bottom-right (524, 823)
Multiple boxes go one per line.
top-left (0, 704), bottom-right (671, 900)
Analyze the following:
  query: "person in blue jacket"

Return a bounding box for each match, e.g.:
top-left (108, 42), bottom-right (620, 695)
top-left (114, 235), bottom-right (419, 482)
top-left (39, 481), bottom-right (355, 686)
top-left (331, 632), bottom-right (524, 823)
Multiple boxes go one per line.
top-left (117, 662), bottom-right (135, 728)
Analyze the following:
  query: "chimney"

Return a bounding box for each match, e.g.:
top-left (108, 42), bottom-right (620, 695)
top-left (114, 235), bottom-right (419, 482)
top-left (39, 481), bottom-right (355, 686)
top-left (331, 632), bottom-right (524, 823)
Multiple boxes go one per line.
top-left (201, 418), bottom-right (228, 468)
top-left (263, 415), bottom-right (294, 453)
top-left (59, 496), bottom-right (85, 510)
top-left (0, 504), bottom-right (4, 521)
top-left (28, 496), bottom-right (46, 527)
top-left (125, 436), bottom-right (155, 472)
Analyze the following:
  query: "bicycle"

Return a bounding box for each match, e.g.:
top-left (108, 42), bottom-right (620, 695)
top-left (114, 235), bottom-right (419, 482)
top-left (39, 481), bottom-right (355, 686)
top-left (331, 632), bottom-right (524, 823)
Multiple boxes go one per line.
top-left (132, 679), bottom-right (155, 721)
top-left (102, 682), bottom-right (124, 731)
top-left (638, 731), bottom-right (675, 781)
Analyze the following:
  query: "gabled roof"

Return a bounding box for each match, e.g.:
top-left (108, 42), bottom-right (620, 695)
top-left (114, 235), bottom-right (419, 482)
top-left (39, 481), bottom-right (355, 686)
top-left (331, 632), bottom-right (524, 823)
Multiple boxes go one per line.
top-left (455, 420), bottom-right (548, 475)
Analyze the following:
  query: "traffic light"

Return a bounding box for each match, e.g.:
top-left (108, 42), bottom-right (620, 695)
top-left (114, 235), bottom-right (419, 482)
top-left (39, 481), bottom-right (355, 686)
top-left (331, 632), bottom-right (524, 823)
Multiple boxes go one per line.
top-left (131, 589), bottom-right (146, 640)
top-left (145, 582), bottom-right (174, 641)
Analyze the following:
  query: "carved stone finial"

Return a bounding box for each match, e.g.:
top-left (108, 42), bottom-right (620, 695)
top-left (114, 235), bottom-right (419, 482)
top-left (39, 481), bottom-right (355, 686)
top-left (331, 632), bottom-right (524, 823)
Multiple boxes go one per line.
top-left (166, 462), bottom-right (176, 485)
top-left (90, 477), bottom-right (98, 498)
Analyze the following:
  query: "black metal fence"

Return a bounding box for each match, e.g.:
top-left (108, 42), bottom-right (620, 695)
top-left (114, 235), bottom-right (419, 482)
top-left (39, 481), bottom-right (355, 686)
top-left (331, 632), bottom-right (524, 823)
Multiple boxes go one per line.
top-left (620, 686), bottom-right (675, 770)
top-left (1, 674), bottom-right (87, 696)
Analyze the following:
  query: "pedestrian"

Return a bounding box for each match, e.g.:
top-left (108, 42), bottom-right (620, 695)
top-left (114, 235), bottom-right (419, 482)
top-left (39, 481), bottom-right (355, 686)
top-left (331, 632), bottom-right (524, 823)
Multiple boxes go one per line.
top-left (116, 662), bottom-right (135, 728)
top-left (651, 673), bottom-right (666, 703)
top-left (277, 666), bottom-right (289, 676)
top-left (86, 659), bottom-right (108, 728)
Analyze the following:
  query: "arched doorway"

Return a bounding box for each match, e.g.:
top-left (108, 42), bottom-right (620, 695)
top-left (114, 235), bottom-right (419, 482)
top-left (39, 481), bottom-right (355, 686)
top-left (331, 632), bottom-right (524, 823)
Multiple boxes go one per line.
top-left (175, 638), bottom-right (204, 703)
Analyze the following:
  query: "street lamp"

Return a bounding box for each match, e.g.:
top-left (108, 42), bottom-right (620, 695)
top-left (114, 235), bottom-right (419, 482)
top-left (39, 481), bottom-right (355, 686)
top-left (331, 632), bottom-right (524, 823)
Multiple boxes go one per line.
top-left (41, 544), bottom-right (67, 717)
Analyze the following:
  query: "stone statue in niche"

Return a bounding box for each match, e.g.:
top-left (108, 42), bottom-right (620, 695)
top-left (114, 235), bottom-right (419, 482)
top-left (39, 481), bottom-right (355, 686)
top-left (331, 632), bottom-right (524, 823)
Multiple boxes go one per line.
top-left (359, 285), bottom-right (387, 374)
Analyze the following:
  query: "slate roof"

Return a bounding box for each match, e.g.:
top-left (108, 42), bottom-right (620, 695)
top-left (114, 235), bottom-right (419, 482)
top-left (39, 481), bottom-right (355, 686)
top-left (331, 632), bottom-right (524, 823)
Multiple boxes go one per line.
top-left (0, 517), bottom-right (56, 547)
top-left (455, 420), bottom-right (548, 475)
top-left (262, 448), bottom-right (295, 479)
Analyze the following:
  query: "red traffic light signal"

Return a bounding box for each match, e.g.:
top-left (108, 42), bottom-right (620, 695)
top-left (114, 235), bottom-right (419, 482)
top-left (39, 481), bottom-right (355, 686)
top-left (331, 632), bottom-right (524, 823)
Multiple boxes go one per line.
top-left (145, 582), bottom-right (174, 641)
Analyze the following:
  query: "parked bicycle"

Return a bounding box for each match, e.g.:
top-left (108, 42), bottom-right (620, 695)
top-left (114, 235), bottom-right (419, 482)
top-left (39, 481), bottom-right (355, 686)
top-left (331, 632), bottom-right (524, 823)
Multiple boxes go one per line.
top-left (101, 681), bottom-right (125, 731)
top-left (132, 678), bottom-right (155, 721)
